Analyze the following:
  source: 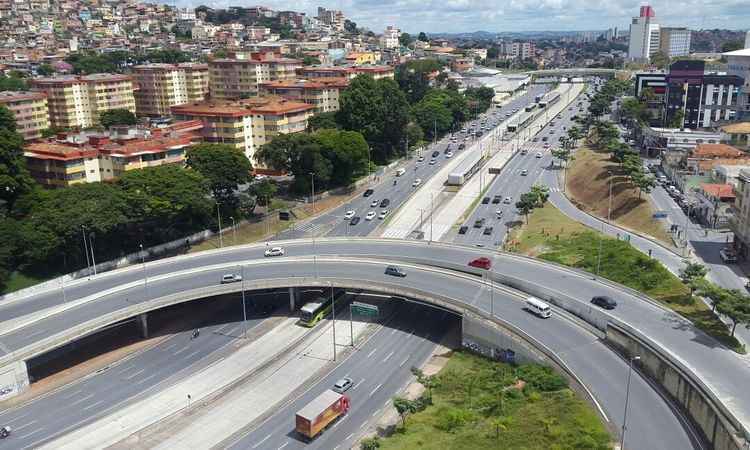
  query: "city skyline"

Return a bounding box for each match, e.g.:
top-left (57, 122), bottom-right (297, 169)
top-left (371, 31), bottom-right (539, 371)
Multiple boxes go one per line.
top-left (174, 0), bottom-right (750, 33)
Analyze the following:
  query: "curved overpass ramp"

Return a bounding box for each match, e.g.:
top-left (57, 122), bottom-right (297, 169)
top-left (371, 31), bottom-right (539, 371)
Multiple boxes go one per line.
top-left (0, 238), bottom-right (747, 448)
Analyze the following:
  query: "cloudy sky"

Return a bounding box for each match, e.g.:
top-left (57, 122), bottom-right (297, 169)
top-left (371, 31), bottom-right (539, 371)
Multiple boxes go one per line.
top-left (178, 0), bottom-right (750, 33)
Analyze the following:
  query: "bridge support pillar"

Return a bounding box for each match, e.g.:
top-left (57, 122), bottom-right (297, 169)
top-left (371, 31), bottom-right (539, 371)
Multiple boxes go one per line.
top-left (289, 287), bottom-right (299, 312)
top-left (137, 313), bottom-right (149, 338)
top-left (0, 360), bottom-right (30, 401)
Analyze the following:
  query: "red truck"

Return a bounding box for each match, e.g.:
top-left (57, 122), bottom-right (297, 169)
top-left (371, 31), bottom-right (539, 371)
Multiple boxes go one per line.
top-left (295, 390), bottom-right (350, 440)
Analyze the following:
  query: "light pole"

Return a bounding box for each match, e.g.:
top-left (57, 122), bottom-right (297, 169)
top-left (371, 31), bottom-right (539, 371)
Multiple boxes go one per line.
top-left (309, 172), bottom-right (317, 278)
top-left (429, 192), bottom-right (434, 243)
top-left (88, 231), bottom-right (97, 275)
top-left (81, 225), bottom-right (91, 277)
top-left (230, 216), bottom-right (237, 245)
top-left (139, 244), bottom-right (147, 300)
top-left (607, 171), bottom-right (613, 223)
top-left (241, 264), bottom-right (248, 338)
top-left (329, 281), bottom-right (337, 361)
top-left (621, 355), bottom-right (641, 450)
top-left (216, 202), bottom-right (223, 248)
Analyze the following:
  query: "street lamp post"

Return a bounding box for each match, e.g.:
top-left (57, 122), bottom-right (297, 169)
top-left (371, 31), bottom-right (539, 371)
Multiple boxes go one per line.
top-left (216, 202), bottom-right (223, 248)
top-left (230, 216), bottom-right (237, 245)
top-left (607, 171), bottom-right (613, 222)
top-left (88, 232), bottom-right (97, 275)
top-left (81, 225), bottom-right (91, 277)
top-left (139, 244), bottom-right (147, 300)
top-left (329, 281), bottom-right (337, 361)
top-left (309, 172), bottom-right (317, 278)
top-left (621, 355), bottom-right (641, 450)
top-left (241, 265), bottom-right (248, 338)
top-left (429, 192), bottom-right (434, 243)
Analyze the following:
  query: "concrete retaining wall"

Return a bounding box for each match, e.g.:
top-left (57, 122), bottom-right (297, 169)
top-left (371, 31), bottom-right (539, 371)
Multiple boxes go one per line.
top-left (0, 360), bottom-right (28, 401)
top-left (606, 324), bottom-right (744, 450)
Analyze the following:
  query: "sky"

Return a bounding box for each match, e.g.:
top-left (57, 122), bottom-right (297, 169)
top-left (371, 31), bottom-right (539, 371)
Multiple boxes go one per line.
top-left (177, 0), bottom-right (750, 33)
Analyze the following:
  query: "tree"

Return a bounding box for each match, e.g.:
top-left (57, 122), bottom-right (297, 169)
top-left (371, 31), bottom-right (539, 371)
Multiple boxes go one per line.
top-left (307, 111), bottom-right (339, 132)
top-left (680, 263), bottom-right (709, 296)
top-left (487, 46), bottom-right (500, 59)
top-left (650, 51), bottom-right (669, 69)
top-left (0, 105), bottom-right (16, 132)
top-left (0, 128), bottom-right (35, 214)
top-left (721, 40), bottom-right (743, 53)
top-left (186, 143), bottom-right (252, 210)
top-left (396, 59), bottom-right (443, 103)
top-left (37, 64), bottom-right (55, 76)
top-left (668, 109), bottom-right (685, 129)
top-left (405, 122), bottom-right (424, 152)
top-left (551, 147), bottom-right (571, 168)
top-left (361, 437), bottom-right (380, 450)
top-left (715, 290), bottom-right (750, 337)
top-left (392, 396), bottom-right (418, 428)
top-left (344, 19), bottom-right (357, 33)
top-left (515, 185), bottom-right (549, 223)
top-left (632, 172), bottom-right (656, 199)
top-left (316, 129), bottom-right (369, 186)
top-left (99, 109), bottom-right (137, 128)
top-left (247, 179), bottom-right (277, 208)
top-left (399, 32), bottom-right (413, 47)
top-left (411, 366), bottom-right (439, 400)
top-left (412, 95), bottom-right (453, 140)
top-left (0, 72), bottom-right (29, 91)
top-left (417, 32), bottom-right (429, 42)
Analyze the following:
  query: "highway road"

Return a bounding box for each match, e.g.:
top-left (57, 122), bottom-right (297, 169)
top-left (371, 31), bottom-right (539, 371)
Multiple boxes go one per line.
top-left (0, 253), bottom-right (704, 448)
top-left (453, 86), bottom-right (589, 246)
top-left (226, 302), bottom-right (453, 450)
top-left (0, 310), bottom-right (271, 449)
top-left (275, 85), bottom-right (548, 240)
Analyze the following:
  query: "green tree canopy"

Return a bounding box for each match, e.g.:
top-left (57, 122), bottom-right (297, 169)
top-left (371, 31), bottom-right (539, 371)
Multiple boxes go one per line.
top-left (417, 32), bottom-right (429, 42)
top-left (186, 143), bottom-right (252, 209)
top-left (0, 128), bottom-right (35, 214)
top-left (0, 73), bottom-right (29, 91)
top-left (399, 32), bottom-right (413, 47)
top-left (396, 59), bottom-right (443, 103)
top-left (307, 111), bottom-right (339, 132)
top-left (0, 105), bottom-right (17, 132)
top-left (99, 109), bottom-right (137, 128)
top-left (37, 64), bottom-right (55, 76)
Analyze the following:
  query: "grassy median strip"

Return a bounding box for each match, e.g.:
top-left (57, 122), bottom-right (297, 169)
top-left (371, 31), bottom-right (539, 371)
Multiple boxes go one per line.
top-left (375, 351), bottom-right (611, 450)
top-left (507, 204), bottom-right (744, 353)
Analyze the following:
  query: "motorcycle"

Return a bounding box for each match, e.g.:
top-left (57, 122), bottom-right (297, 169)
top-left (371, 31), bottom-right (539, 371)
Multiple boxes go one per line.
top-left (393, 180), bottom-right (397, 186)
top-left (0, 426), bottom-right (11, 438)
top-left (191, 329), bottom-right (200, 339)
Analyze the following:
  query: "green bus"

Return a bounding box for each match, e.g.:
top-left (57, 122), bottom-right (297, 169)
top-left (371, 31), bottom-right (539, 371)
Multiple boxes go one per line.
top-left (298, 290), bottom-right (347, 327)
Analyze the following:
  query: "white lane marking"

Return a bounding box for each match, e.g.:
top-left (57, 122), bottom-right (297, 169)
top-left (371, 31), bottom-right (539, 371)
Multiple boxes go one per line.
top-left (135, 372), bottom-right (159, 385)
top-left (371, 408), bottom-right (381, 418)
top-left (3, 412), bottom-right (29, 425)
top-left (399, 356), bottom-right (409, 367)
top-left (12, 420), bottom-right (37, 432)
top-left (61, 389), bottom-right (82, 400)
top-left (345, 433), bottom-right (354, 441)
top-left (16, 427), bottom-right (44, 440)
top-left (366, 348), bottom-right (377, 358)
top-left (360, 421), bottom-right (367, 429)
top-left (382, 351), bottom-right (394, 363)
top-left (82, 400), bottom-right (105, 411)
top-left (183, 350), bottom-right (202, 361)
top-left (173, 345), bottom-right (189, 356)
top-left (252, 434), bottom-right (271, 449)
top-left (369, 383), bottom-right (383, 397)
top-left (332, 415), bottom-right (348, 429)
top-left (123, 368), bottom-right (145, 380)
top-left (69, 393), bottom-right (95, 406)
top-left (277, 442), bottom-right (289, 450)
top-left (352, 379), bottom-right (365, 391)
top-left (23, 329), bottom-right (47, 339)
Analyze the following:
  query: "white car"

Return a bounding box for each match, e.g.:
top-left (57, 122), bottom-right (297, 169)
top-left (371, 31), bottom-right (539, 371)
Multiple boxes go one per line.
top-left (429, 159), bottom-right (437, 165)
top-left (536, 152), bottom-right (543, 158)
top-left (413, 178), bottom-right (422, 187)
top-left (445, 151), bottom-right (454, 159)
top-left (264, 246), bottom-right (285, 257)
top-left (418, 156), bottom-right (425, 162)
top-left (370, 200), bottom-right (379, 207)
top-left (379, 209), bottom-right (389, 219)
top-left (365, 211), bottom-right (377, 221)
top-left (503, 196), bottom-right (512, 204)
top-left (221, 273), bottom-right (242, 284)
top-left (344, 210), bottom-right (356, 220)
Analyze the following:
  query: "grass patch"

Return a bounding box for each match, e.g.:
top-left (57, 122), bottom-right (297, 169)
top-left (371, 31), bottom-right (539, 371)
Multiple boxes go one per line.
top-left (379, 351), bottom-right (611, 450)
top-left (507, 204), bottom-right (744, 353)
top-left (566, 146), bottom-right (673, 246)
top-left (4, 272), bottom-right (49, 294)
top-left (189, 218), bottom-right (293, 253)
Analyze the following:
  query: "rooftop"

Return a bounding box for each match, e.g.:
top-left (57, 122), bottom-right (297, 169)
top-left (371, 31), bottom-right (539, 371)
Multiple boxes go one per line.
top-left (700, 183), bottom-right (736, 199)
top-left (721, 122), bottom-right (750, 134)
top-left (259, 77), bottom-right (349, 89)
top-left (172, 96), bottom-right (314, 117)
top-left (692, 143), bottom-right (744, 158)
top-left (0, 90), bottom-right (46, 102)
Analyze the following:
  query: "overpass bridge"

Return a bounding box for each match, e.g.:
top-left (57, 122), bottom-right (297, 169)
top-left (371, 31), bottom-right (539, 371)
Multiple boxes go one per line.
top-left (0, 238), bottom-right (746, 449)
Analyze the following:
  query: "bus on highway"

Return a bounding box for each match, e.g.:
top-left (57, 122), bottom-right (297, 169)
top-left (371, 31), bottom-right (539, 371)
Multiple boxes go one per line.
top-left (525, 104), bottom-right (537, 112)
top-left (298, 289), bottom-right (347, 327)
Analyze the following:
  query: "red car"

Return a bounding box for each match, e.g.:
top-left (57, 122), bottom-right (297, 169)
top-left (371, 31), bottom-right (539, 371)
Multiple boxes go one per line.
top-left (469, 257), bottom-right (492, 270)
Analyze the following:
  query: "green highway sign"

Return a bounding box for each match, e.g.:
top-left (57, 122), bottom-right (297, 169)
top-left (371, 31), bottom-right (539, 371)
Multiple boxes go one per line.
top-left (351, 301), bottom-right (379, 317)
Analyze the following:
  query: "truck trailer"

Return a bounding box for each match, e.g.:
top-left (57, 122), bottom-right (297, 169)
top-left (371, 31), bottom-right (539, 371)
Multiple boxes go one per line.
top-left (295, 390), bottom-right (350, 440)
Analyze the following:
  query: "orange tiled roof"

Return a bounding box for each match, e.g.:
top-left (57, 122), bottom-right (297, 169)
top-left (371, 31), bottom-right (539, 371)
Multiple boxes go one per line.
top-left (0, 90), bottom-right (47, 103)
top-left (259, 77), bottom-right (349, 90)
top-left (700, 183), bottom-right (736, 198)
top-left (692, 143), bottom-right (744, 158)
top-left (698, 158), bottom-right (750, 171)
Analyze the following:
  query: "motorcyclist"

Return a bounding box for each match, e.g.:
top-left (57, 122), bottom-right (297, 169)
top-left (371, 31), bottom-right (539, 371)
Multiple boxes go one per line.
top-left (1, 426), bottom-right (11, 438)
top-left (393, 179), bottom-right (397, 186)
top-left (191, 329), bottom-right (200, 339)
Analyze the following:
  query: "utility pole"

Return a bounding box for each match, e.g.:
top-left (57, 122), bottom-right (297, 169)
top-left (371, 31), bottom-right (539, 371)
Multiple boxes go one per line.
top-left (216, 202), bottom-right (223, 248)
top-left (81, 225), bottom-right (91, 277)
top-left (139, 244), bottom-right (147, 300)
top-left (621, 356), bottom-right (641, 450)
top-left (329, 282), bottom-right (337, 361)
top-left (241, 265), bottom-right (248, 338)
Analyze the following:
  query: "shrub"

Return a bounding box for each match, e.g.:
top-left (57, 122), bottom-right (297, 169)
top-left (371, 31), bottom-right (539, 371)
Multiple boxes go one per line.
top-left (516, 365), bottom-right (568, 392)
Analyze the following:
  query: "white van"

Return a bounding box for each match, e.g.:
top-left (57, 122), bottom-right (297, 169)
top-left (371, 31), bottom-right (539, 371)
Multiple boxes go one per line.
top-left (525, 297), bottom-right (551, 318)
top-left (395, 168), bottom-right (406, 177)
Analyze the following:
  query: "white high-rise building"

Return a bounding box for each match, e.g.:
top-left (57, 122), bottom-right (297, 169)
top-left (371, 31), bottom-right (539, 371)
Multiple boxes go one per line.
top-left (628, 5), bottom-right (660, 61)
top-left (380, 26), bottom-right (401, 49)
top-left (660, 27), bottom-right (691, 58)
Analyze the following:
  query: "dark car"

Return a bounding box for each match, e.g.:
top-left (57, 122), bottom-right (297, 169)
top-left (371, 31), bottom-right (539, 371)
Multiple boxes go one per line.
top-left (492, 195), bottom-right (502, 204)
top-left (483, 226), bottom-right (494, 235)
top-left (458, 225), bottom-right (468, 235)
top-left (432, 150), bottom-right (440, 158)
top-left (380, 198), bottom-right (390, 208)
top-left (591, 295), bottom-right (617, 310)
top-left (349, 216), bottom-right (361, 226)
top-left (385, 265), bottom-right (407, 277)
top-left (541, 137), bottom-right (548, 142)
top-left (481, 196), bottom-right (490, 204)
top-left (458, 143), bottom-right (466, 150)
top-left (363, 189), bottom-right (374, 197)
top-left (474, 218), bottom-right (485, 228)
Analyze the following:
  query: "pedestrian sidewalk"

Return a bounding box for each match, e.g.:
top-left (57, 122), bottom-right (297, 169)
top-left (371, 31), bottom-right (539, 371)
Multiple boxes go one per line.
top-left (134, 317), bottom-right (374, 450)
top-left (40, 317), bottom-right (311, 450)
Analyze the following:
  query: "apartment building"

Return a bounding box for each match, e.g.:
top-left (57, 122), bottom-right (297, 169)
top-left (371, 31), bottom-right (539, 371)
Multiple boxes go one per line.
top-left (723, 48), bottom-right (750, 121)
top-left (730, 168), bottom-right (750, 257)
top-left (208, 58), bottom-right (302, 100)
top-left (259, 78), bottom-right (348, 113)
top-left (297, 65), bottom-right (395, 80)
top-left (659, 27), bottom-right (691, 58)
top-left (171, 96), bottom-right (313, 165)
top-left (132, 63), bottom-right (209, 117)
top-left (380, 26), bottom-right (400, 49)
top-left (628, 5), bottom-right (660, 61)
top-left (24, 120), bottom-right (203, 187)
top-left (344, 51), bottom-right (378, 65)
top-left (30, 74), bottom-right (136, 129)
top-left (0, 90), bottom-right (50, 140)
